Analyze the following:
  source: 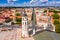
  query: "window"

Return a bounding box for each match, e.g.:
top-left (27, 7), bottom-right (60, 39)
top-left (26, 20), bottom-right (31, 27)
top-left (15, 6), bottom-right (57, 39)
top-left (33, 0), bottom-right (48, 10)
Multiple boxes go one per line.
top-left (23, 22), bottom-right (24, 25)
top-left (23, 18), bottom-right (24, 20)
top-left (25, 22), bottom-right (26, 25)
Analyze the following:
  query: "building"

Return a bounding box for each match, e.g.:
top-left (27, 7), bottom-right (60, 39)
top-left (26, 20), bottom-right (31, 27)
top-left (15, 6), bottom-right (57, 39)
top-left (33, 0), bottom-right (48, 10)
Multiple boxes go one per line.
top-left (25, 8), bottom-right (32, 26)
top-left (22, 12), bottom-right (29, 37)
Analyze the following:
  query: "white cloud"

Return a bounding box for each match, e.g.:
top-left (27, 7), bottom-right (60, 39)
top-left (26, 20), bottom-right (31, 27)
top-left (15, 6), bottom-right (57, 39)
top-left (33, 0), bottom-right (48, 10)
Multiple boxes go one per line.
top-left (30, 0), bottom-right (37, 3)
top-left (23, 0), bottom-right (48, 6)
top-left (7, 0), bottom-right (17, 2)
top-left (30, 0), bottom-right (33, 3)
top-left (22, 0), bottom-right (60, 6)
top-left (13, 0), bottom-right (17, 1)
top-left (7, 0), bottom-right (18, 4)
top-left (29, 0), bottom-right (48, 4)
top-left (7, 0), bottom-right (17, 1)
top-left (40, 0), bottom-right (48, 2)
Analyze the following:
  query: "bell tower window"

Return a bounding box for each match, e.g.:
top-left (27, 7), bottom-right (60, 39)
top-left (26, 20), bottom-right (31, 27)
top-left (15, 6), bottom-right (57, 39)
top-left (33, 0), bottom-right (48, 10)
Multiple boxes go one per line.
top-left (25, 22), bottom-right (26, 25)
top-left (23, 18), bottom-right (24, 20)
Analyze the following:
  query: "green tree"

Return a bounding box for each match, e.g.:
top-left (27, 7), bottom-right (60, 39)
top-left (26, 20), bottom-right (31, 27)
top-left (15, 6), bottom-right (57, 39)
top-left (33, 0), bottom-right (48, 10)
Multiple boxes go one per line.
top-left (53, 10), bottom-right (58, 13)
top-left (55, 24), bottom-right (60, 33)
top-left (11, 22), bottom-right (14, 25)
top-left (52, 13), bottom-right (59, 19)
top-left (44, 10), bottom-right (47, 13)
top-left (15, 17), bottom-right (22, 24)
top-left (54, 19), bottom-right (59, 25)
top-left (15, 13), bottom-right (20, 16)
top-left (49, 9), bottom-right (53, 12)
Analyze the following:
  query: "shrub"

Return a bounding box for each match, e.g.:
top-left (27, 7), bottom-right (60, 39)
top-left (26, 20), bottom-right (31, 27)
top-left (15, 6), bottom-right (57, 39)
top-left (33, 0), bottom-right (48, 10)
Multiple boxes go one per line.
top-left (55, 24), bottom-right (60, 33)
top-left (15, 13), bottom-right (20, 16)
top-left (52, 13), bottom-right (59, 19)
top-left (53, 10), bottom-right (58, 13)
top-left (54, 19), bottom-right (59, 25)
top-left (15, 22), bottom-right (21, 24)
top-left (15, 17), bottom-right (22, 24)
top-left (11, 22), bottom-right (14, 25)
top-left (44, 10), bottom-right (47, 13)
top-left (49, 9), bottom-right (53, 12)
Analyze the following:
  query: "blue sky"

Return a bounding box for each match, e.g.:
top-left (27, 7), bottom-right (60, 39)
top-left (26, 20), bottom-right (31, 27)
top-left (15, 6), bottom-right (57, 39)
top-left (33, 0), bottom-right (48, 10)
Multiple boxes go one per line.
top-left (0, 0), bottom-right (31, 4)
top-left (0, 0), bottom-right (60, 6)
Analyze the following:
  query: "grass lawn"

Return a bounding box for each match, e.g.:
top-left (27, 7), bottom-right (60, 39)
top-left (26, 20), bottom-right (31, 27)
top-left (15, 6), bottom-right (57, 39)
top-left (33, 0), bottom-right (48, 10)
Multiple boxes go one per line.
top-left (33, 31), bottom-right (60, 40)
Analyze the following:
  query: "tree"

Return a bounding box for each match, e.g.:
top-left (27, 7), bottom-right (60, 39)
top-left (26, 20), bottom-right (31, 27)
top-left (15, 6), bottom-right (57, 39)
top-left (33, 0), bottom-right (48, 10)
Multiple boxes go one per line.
top-left (0, 9), bottom-right (2, 12)
top-left (49, 9), bottom-right (53, 12)
top-left (53, 10), bottom-right (58, 13)
top-left (55, 24), bottom-right (60, 33)
top-left (11, 22), bottom-right (14, 25)
top-left (44, 10), bottom-right (47, 13)
top-left (52, 13), bottom-right (59, 19)
top-left (54, 19), bottom-right (59, 25)
top-left (15, 13), bottom-right (20, 16)
top-left (15, 17), bottom-right (22, 24)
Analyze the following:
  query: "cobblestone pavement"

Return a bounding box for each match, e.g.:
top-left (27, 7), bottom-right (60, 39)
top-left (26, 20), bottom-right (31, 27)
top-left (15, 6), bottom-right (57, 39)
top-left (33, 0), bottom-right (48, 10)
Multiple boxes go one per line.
top-left (0, 28), bottom-right (34, 40)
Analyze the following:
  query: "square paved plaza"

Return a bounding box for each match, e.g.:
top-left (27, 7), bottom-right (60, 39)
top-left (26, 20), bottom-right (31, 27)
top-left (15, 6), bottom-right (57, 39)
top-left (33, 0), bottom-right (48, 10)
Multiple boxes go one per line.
top-left (0, 28), bottom-right (34, 40)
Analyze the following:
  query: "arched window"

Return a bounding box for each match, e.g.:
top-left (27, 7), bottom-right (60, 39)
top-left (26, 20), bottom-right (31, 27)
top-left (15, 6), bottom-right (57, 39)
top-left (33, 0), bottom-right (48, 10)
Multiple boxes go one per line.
top-left (23, 18), bottom-right (24, 20)
top-left (23, 22), bottom-right (24, 25)
top-left (25, 22), bottom-right (26, 25)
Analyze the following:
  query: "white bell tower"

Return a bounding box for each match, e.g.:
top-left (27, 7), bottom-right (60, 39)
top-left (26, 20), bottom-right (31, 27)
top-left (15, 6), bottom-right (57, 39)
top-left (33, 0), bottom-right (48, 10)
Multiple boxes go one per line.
top-left (22, 12), bottom-right (29, 37)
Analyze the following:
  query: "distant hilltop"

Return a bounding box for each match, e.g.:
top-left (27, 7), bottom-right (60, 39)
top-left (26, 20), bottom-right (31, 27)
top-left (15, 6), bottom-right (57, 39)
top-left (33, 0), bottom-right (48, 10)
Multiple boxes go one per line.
top-left (0, 6), bottom-right (60, 8)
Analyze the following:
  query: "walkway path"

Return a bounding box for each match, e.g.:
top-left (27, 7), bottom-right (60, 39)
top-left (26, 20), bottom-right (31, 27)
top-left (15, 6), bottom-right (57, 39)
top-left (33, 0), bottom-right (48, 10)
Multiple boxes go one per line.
top-left (16, 28), bottom-right (34, 40)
